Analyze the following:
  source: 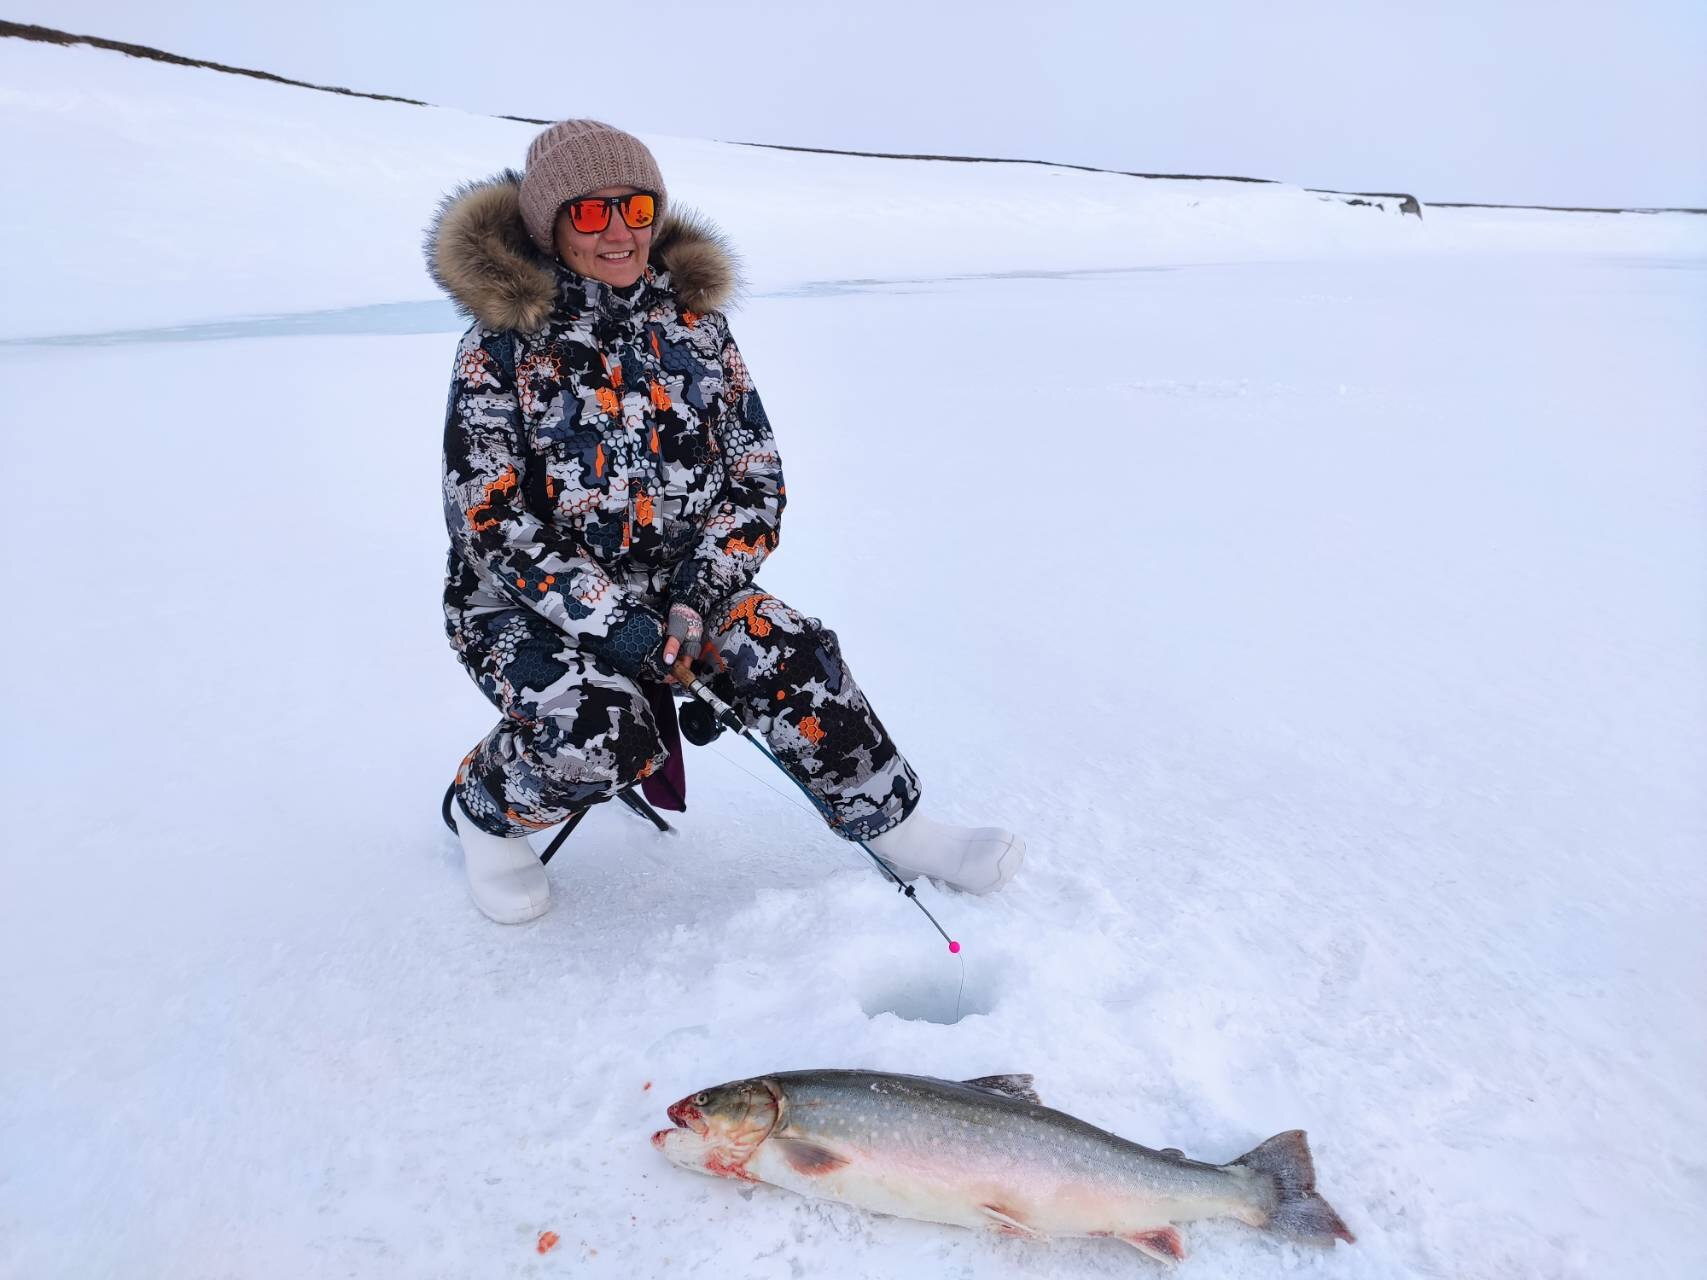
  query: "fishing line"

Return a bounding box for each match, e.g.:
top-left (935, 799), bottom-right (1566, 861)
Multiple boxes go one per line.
top-left (715, 737), bottom-right (968, 981)
top-left (743, 727), bottom-right (961, 953)
top-left (674, 666), bottom-right (962, 954)
top-left (743, 730), bottom-right (961, 954)
top-left (705, 742), bottom-right (825, 823)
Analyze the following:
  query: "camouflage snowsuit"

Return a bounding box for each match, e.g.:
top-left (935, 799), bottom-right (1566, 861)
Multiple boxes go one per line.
top-left (430, 174), bottom-right (919, 840)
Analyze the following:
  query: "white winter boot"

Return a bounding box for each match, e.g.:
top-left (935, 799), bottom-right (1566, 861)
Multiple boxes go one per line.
top-left (865, 810), bottom-right (1025, 895)
top-left (452, 799), bottom-right (551, 924)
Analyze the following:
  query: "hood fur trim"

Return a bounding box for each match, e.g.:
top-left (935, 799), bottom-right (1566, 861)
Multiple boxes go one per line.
top-left (425, 170), bottom-right (742, 331)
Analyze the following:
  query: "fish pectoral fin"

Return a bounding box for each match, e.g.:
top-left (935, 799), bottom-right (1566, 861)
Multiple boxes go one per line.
top-left (771, 1139), bottom-right (850, 1176)
top-left (978, 1202), bottom-right (1047, 1241)
top-left (1122, 1226), bottom-right (1186, 1263)
top-left (961, 1074), bottom-right (1042, 1105)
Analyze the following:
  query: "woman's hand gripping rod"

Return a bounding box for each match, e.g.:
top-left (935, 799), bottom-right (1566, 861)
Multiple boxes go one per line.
top-left (669, 658), bottom-right (961, 953)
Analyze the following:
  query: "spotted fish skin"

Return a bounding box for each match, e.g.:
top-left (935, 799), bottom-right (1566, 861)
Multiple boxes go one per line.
top-left (653, 1070), bottom-right (1354, 1263)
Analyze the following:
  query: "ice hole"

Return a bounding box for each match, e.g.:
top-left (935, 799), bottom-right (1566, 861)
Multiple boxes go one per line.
top-left (859, 961), bottom-right (998, 1025)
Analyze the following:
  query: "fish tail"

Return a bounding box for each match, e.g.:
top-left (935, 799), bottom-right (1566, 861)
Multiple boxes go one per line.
top-left (1231, 1130), bottom-right (1356, 1245)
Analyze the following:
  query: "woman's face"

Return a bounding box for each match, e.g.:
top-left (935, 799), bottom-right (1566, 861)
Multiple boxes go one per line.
top-left (553, 185), bottom-right (655, 288)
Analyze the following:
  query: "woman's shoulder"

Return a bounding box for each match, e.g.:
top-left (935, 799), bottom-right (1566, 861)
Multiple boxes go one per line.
top-left (663, 302), bottom-right (733, 346)
top-left (447, 322), bottom-right (523, 395)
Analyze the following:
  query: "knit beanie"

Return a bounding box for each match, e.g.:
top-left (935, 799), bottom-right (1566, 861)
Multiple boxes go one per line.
top-left (518, 120), bottom-right (668, 255)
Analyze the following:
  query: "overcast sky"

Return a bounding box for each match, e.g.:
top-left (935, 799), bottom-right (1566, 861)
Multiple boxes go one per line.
top-left (11, 1), bottom-right (1705, 207)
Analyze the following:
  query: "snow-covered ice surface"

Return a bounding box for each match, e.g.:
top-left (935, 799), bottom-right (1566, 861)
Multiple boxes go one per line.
top-left (3, 35), bottom-right (1706, 1280)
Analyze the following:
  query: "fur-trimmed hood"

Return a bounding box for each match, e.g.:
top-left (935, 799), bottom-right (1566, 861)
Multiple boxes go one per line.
top-left (424, 170), bottom-right (741, 332)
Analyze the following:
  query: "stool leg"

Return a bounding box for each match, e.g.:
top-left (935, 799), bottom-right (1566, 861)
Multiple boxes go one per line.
top-left (539, 805), bottom-right (592, 864)
top-left (616, 786), bottom-right (673, 833)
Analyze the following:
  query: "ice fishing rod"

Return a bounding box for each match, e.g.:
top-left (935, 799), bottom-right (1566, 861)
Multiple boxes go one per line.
top-left (669, 658), bottom-right (961, 954)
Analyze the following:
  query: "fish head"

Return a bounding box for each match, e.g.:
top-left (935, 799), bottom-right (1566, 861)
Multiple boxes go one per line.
top-left (652, 1077), bottom-right (782, 1180)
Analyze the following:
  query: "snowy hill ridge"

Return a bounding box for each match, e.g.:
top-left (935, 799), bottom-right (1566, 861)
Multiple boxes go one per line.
top-left (3, 28), bottom-right (1704, 341)
top-left (14, 19), bottom-right (1707, 218)
top-left (4, 18), bottom-right (1427, 214)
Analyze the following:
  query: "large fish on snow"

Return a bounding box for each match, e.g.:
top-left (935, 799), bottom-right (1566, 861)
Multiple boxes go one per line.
top-left (653, 1069), bottom-right (1354, 1263)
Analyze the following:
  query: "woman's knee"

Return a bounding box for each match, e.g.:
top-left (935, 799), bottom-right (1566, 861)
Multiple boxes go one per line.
top-left (527, 682), bottom-right (665, 793)
top-left (529, 729), bottom-right (664, 798)
top-left (469, 673), bottom-right (656, 781)
top-left (709, 591), bottom-right (845, 693)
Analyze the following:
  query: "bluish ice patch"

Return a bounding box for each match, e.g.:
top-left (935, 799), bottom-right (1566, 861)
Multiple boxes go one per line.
top-left (0, 268), bottom-right (1203, 348)
top-left (0, 299), bottom-right (464, 348)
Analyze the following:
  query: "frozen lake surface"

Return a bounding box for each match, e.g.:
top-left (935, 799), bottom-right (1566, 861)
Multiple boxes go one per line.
top-left (3, 251), bottom-right (1704, 1279)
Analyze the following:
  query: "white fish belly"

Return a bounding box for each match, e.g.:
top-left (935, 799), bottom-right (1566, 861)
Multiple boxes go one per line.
top-left (746, 1140), bottom-right (1253, 1239)
top-left (747, 1144), bottom-right (992, 1230)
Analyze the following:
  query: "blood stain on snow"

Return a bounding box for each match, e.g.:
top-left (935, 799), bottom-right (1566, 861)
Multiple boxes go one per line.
top-left (643, 1080), bottom-right (652, 1091)
top-left (536, 1231), bottom-right (560, 1255)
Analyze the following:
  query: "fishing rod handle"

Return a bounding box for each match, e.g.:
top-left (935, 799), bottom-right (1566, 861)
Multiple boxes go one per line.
top-left (671, 658), bottom-right (746, 731)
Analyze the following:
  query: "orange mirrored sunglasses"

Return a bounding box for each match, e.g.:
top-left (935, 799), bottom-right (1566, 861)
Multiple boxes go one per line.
top-left (560, 192), bottom-right (657, 235)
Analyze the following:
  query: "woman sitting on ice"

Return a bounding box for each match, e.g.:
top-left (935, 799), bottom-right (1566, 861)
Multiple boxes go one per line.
top-left (425, 120), bottom-right (1023, 923)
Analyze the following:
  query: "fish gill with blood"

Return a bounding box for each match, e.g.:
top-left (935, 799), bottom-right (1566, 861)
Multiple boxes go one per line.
top-left (652, 1069), bottom-right (1354, 1265)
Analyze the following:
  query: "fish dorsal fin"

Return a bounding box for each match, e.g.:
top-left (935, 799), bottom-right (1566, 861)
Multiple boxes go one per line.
top-left (961, 1074), bottom-right (1041, 1105)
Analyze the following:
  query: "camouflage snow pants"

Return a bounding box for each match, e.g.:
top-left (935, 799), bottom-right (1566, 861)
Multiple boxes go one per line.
top-left (449, 588), bottom-right (921, 841)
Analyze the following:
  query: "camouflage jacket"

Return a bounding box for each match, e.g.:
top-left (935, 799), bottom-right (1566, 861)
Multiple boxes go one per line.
top-left (425, 171), bottom-right (784, 670)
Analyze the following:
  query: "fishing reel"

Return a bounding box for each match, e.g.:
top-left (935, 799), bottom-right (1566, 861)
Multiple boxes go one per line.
top-left (677, 697), bottom-right (725, 746)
